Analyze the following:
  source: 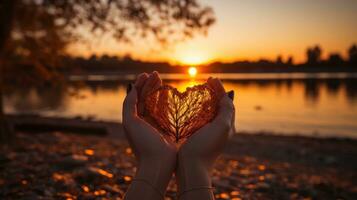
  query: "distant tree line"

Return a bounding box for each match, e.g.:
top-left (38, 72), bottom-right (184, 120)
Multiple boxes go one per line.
top-left (305, 44), bottom-right (357, 67)
top-left (200, 44), bottom-right (357, 73)
top-left (61, 55), bottom-right (175, 75)
top-left (3, 43), bottom-right (357, 84)
top-left (59, 44), bottom-right (357, 75)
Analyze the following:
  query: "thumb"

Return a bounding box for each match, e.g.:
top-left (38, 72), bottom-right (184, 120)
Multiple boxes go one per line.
top-left (213, 94), bottom-right (235, 129)
top-left (123, 84), bottom-right (138, 121)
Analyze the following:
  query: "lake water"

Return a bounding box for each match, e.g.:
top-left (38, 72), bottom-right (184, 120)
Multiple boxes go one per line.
top-left (4, 73), bottom-right (357, 139)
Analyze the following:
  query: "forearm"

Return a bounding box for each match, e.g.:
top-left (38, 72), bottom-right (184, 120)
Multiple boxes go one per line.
top-left (176, 158), bottom-right (215, 200)
top-left (125, 158), bottom-right (175, 200)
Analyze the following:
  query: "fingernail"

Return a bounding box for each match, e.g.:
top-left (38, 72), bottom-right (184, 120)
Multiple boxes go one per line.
top-left (227, 90), bottom-right (234, 100)
top-left (126, 84), bottom-right (133, 94)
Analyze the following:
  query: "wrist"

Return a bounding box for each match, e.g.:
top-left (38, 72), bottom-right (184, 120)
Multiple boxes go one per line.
top-left (176, 152), bottom-right (212, 192)
top-left (135, 155), bottom-right (176, 194)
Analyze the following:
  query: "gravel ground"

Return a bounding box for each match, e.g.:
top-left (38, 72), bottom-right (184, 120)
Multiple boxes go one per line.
top-left (0, 131), bottom-right (356, 200)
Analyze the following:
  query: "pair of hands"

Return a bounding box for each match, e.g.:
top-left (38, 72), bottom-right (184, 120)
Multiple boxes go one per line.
top-left (123, 72), bottom-right (235, 200)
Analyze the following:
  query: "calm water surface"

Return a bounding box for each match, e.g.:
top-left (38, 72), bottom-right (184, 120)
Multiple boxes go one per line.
top-left (4, 73), bottom-right (357, 138)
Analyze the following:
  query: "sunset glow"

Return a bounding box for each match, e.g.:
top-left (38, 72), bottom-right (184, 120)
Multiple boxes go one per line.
top-left (175, 48), bottom-right (210, 65)
top-left (68, 0), bottom-right (357, 64)
top-left (188, 67), bottom-right (198, 77)
top-left (181, 56), bottom-right (206, 65)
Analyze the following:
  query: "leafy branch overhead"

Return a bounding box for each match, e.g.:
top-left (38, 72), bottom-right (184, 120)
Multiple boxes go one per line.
top-left (2, 0), bottom-right (215, 65)
top-left (145, 84), bottom-right (218, 142)
top-left (0, 0), bottom-right (215, 84)
top-left (0, 0), bottom-right (215, 141)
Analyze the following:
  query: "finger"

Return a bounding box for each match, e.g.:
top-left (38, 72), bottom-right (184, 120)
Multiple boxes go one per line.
top-left (134, 73), bottom-right (149, 93)
top-left (151, 71), bottom-right (162, 92)
top-left (229, 107), bottom-right (236, 137)
top-left (142, 71), bottom-right (162, 96)
top-left (207, 77), bottom-right (213, 89)
top-left (207, 77), bottom-right (226, 99)
top-left (138, 72), bottom-right (160, 115)
top-left (207, 77), bottom-right (217, 94)
top-left (212, 95), bottom-right (235, 130)
top-left (123, 84), bottom-right (138, 122)
top-left (134, 73), bottom-right (149, 116)
top-left (140, 72), bottom-right (155, 97)
top-left (225, 90), bottom-right (236, 137)
top-left (227, 90), bottom-right (234, 101)
top-left (213, 78), bottom-right (226, 98)
top-left (134, 73), bottom-right (149, 117)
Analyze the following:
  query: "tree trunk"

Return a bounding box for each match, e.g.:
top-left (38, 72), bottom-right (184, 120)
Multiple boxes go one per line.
top-left (0, 80), bottom-right (8, 143)
top-left (0, 0), bottom-right (16, 143)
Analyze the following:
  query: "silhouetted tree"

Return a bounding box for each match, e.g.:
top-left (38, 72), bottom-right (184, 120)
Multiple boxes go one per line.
top-left (0, 0), bottom-right (215, 142)
top-left (0, 1), bottom-right (16, 143)
top-left (327, 53), bottom-right (344, 66)
top-left (276, 55), bottom-right (283, 65)
top-left (306, 45), bottom-right (322, 65)
top-left (287, 56), bottom-right (294, 66)
top-left (89, 55), bottom-right (98, 63)
top-left (348, 44), bottom-right (357, 64)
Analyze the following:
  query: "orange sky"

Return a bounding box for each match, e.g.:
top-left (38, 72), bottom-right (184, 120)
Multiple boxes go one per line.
top-left (68, 0), bottom-right (357, 65)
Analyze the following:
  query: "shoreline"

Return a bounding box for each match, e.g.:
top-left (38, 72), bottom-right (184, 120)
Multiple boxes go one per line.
top-left (1, 115), bottom-right (356, 199)
top-left (6, 114), bottom-right (357, 141)
top-left (7, 114), bottom-right (357, 171)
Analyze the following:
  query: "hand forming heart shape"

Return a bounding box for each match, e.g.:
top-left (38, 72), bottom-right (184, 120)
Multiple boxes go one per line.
top-left (145, 83), bottom-right (218, 143)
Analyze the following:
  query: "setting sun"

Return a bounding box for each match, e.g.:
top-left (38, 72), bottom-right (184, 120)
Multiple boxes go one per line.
top-left (173, 48), bottom-right (211, 65)
top-left (181, 56), bottom-right (206, 65)
top-left (188, 66), bottom-right (197, 77)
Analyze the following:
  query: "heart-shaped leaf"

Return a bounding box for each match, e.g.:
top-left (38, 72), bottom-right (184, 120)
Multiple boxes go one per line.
top-left (145, 83), bottom-right (218, 142)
